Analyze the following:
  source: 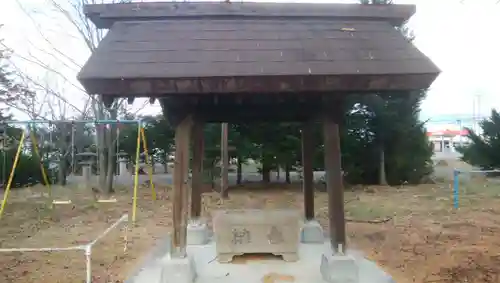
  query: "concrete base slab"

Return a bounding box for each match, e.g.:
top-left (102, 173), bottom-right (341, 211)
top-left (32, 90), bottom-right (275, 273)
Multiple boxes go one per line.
top-left (159, 255), bottom-right (196, 283)
top-left (125, 235), bottom-right (173, 283)
top-left (187, 219), bottom-right (209, 245)
top-left (127, 239), bottom-right (396, 283)
top-left (300, 220), bottom-right (324, 243)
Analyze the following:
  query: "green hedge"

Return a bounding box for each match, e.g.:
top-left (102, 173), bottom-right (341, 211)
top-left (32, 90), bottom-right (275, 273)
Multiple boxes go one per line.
top-left (0, 150), bottom-right (50, 188)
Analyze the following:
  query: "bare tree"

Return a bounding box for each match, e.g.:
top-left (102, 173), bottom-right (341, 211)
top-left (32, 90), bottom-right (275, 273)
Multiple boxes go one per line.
top-left (7, 0), bottom-right (139, 193)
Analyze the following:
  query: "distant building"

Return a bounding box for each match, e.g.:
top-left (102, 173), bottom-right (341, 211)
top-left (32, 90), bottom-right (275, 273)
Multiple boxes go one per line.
top-left (423, 114), bottom-right (485, 153)
top-left (427, 127), bottom-right (469, 152)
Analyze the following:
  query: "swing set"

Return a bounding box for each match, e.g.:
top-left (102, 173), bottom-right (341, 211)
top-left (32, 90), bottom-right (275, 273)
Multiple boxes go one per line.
top-left (0, 119), bottom-right (156, 223)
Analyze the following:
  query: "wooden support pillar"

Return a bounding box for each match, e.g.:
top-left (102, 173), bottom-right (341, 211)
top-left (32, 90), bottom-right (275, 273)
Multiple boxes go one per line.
top-left (191, 119), bottom-right (204, 219)
top-left (172, 115), bottom-right (193, 257)
top-left (323, 107), bottom-right (346, 253)
top-left (301, 121), bottom-right (315, 220)
top-left (220, 122), bottom-right (229, 198)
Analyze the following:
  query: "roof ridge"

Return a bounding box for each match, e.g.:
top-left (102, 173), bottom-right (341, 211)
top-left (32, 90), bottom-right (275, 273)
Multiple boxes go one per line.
top-left (84, 2), bottom-right (415, 29)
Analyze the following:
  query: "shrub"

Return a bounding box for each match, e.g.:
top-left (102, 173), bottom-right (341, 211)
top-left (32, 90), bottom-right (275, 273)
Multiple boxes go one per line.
top-left (0, 150), bottom-right (50, 188)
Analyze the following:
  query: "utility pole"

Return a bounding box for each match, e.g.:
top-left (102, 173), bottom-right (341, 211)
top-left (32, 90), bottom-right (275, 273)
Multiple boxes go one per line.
top-left (477, 94), bottom-right (482, 135)
top-left (457, 119), bottom-right (463, 147)
top-left (472, 94), bottom-right (482, 134)
top-left (220, 122), bottom-right (229, 198)
top-left (473, 96), bottom-right (476, 133)
top-left (472, 95), bottom-right (477, 133)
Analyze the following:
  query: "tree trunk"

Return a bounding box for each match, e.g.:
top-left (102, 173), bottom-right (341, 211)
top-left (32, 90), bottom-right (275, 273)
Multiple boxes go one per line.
top-left (151, 157), bottom-right (156, 174)
top-left (57, 124), bottom-right (69, 186)
top-left (74, 123), bottom-right (86, 174)
top-left (220, 123), bottom-right (229, 199)
top-left (97, 136), bottom-right (107, 190)
top-left (105, 129), bottom-right (115, 194)
top-left (28, 126), bottom-right (35, 159)
top-left (210, 160), bottom-right (217, 189)
top-left (58, 149), bottom-right (67, 186)
top-left (164, 152), bottom-right (169, 173)
top-left (105, 148), bottom-right (115, 193)
top-left (379, 144), bottom-right (388, 185)
top-left (262, 162), bottom-right (271, 183)
top-left (29, 127), bottom-right (44, 183)
top-left (209, 169), bottom-right (214, 189)
top-left (236, 156), bottom-right (242, 184)
top-left (285, 164), bottom-right (291, 184)
top-left (96, 97), bottom-right (107, 191)
top-left (105, 108), bottom-right (118, 194)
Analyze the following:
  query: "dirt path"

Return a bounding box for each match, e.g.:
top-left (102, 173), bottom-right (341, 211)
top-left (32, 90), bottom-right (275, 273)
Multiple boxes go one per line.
top-left (1, 182), bottom-right (500, 282)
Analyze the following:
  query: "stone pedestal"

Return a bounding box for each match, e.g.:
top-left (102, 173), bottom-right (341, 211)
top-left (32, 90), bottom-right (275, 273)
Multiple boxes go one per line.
top-left (78, 164), bottom-right (92, 189)
top-left (187, 219), bottom-right (209, 245)
top-left (82, 165), bottom-right (91, 180)
top-left (80, 165), bottom-right (92, 189)
top-left (300, 220), bottom-right (324, 243)
top-left (212, 209), bottom-right (300, 263)
top-left (119, 159), bottom-right (129, 176)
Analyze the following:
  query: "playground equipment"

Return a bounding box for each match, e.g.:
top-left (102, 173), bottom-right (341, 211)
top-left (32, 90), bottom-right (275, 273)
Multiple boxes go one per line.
top-left (0, 119), bottom-right (156, 223)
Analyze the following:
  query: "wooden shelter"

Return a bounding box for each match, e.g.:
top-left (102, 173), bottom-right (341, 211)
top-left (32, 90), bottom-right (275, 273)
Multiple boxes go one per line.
top-left (78, 2), bottom-right (439, 257)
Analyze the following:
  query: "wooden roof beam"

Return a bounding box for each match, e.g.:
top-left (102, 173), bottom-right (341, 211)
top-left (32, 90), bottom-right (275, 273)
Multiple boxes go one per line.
top-left (83, 2), bottom-right (416, 29)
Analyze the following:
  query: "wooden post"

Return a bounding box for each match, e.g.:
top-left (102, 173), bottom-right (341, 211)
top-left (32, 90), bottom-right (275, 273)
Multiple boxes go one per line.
top-left (172, 115), bottom-right (193, 257)
top-left (323, 109), bottom-right (346, 252)
top-left (301, 121), bottom-right (315, 220)
top-left (221, 122), bottom-right (229, 198)
top-left (191, 119), bottom-right (204, 218)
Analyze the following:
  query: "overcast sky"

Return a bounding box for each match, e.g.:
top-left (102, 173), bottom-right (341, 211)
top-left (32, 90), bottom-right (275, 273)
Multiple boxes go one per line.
top-left (1, 0), bottom-right (499, 121)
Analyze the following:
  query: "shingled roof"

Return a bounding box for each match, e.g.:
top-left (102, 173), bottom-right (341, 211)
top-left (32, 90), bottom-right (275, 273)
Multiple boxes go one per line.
top-left (77, 2), bottom-right (440, 96)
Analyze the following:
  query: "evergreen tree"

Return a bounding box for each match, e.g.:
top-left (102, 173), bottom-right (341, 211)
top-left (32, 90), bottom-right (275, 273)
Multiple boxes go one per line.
top-left (0, 33), bottom-right (44, 188)
top-left (457, 109), bottom-right (500, 170)
top-left (348, 0), bottom-right (433, 185)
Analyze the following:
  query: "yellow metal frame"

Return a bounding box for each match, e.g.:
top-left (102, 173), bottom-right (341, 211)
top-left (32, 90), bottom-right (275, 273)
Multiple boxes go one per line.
top-left (0, 126), bottom-right (56, 218)
top-left (29, 126), bottom-right (52, 204)
top-left (0, 124), bottom-right (156, 223)
top-left (0, 127), bottom-right (55, 219)
top-left (140, 127), bottom-right (156, 201)
top-left (131, 125), bottom-right (157, 224)
top-left (0, 131), bottom-right (26, 219)
top-left (131, 123), bottom-right (142, 224)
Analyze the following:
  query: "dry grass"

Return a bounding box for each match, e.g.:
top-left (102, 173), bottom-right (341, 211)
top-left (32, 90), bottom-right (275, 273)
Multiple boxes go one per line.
top-left (436, 160), bottom-right (449, 166)
top-left (0, 183), bottom-right (172, 283)
top-left (1, 180), bottom-right (500, 283)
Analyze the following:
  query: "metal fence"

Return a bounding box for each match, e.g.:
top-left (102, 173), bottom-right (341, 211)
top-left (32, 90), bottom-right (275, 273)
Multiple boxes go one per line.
top-left (452, 169), bottom-right (500, 209)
